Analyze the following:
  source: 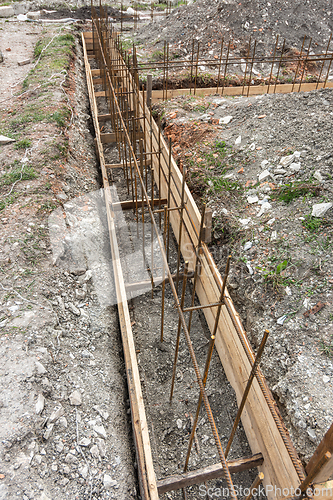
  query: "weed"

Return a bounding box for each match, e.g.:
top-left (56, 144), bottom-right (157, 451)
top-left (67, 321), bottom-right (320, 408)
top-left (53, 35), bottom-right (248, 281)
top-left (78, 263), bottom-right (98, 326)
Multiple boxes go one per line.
top-left (1, 165), bottom-right (37, 186)
top-left (14, 139), bottom-right (32, 150)
top-left (49, 108), bottom-right (70, 127)
top-left (274, 182), bottom-right (321, 204)
top-left (320, 338), bottom-right (333, 357)
top-left (150, 50), bottom-right (165, 62)
top-left (302, 215), bottom-right (327, 233)
top-left (256, 259), bottom-right (288, 289)
top-left (0, 194), bottom-right (18, 212)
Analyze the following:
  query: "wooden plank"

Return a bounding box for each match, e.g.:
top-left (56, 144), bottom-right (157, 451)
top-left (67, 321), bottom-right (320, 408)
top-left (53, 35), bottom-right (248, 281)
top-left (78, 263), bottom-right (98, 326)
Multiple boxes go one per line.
top-left (98, 113), bottom-right (112, 122)
top-left (306, 423), bottom-right (333, 484)
top-left (313, 480), bottom-right (333, 499)
top-left (150, 81), bottom-right (333, 101)
top-left (157, 453), bottom-right (264, 494)
top-left (112, 197), bottom-right (167, 211)
top-left (95, 91), bottom-right (106, 97)
top-left (101, 132), bottom-right (144, 144)
top-left (106, 159), bottom-right (152, 169)
top-left (82, 33), bottom-right (158, 500)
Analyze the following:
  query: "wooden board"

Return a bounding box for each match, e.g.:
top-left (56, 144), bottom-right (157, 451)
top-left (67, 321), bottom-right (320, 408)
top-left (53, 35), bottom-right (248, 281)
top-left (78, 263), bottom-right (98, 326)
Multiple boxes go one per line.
top-left (150, 81), bottom-right (333, 101)
top-left (307, 423), bottom-right (333, 484)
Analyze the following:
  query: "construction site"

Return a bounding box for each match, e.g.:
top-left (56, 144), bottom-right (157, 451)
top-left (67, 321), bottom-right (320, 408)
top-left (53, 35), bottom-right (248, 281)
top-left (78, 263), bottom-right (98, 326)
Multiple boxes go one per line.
top-left (0, 1), bottom-right (332, 499)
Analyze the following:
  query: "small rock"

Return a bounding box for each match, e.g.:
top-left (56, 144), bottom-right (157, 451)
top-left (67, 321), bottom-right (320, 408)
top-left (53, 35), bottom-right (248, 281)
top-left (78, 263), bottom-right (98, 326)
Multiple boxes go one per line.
top-left (311, 202), bottom-right (332, 218)
top-left (78, 465), bottom-right (88, 479)
top-left (274, 168), bottom-right (287, 174)
top-left (69, 390), bottom-right (82, 406)
top-left (62, 465), bottom-right (70, 474)
top-left (96, 438), bottom-right (106, 457)
top-left (51, 464), bottom-right (58, 472)
top-left (18, 59), bottom-right (30, 66)
top-left (35, 361), bottom-right (47, 375)
top-left (323, 375), bottom-right (330, 384)
top-left (75, 289), bottom-right (86, 300)
top-left (43, 423), bottom-right (54, 440)
top-left (60, 478), bottom-right (69, 486)
top-left (58, 416), bottom-right (68, 428)
top-left (247, 195), bottom-right (259, 204)
top-left (289, 162), bottom-right (301, 172)
top-left (93, 405), bottom-right (109, 420)
top-left (36, 394), bottom-right (45, 415)
top-left (65, 453), bottom-right (78, 464)
top-left (235, 135), bottom-right (241, 145)
top-left (90, 445), bottom-right (100, 459)
top-left (219, 115), bottom-right (233, 125)
top-left (176, 419), bottom-right (182, 429)
top-left (34, 455), bottom-right (42, 465)
top-left (103, 475), bottom-right (117, 490)
top-left (56, 442), bottom-right (64, 453)
top-left (313, 170), bottom-right (323, 182)
top-left (261, 160), bottom-right (269, 169)
top-left (78, 437), bottom-right (91, 447)
top-left (67, 303), bottom-right (80, 316)
top-left (285, 286), bottom-right (292, 296)
top-left (257, 201), bottom-right (271, 217)
top-left (307, 428), bottom-right (316, 441)
top-left (0, 135), bottom-right (15, 145)
top-left (246, 262), bottom-right (254, 275)
top-left (271, 230), bottom-right (277, 241)
top-left (258, 169), bottom-right (271, 182)
top-left (49, 405), bottom-right (64, 423)
top-left (39, 492), bottom-right (51, 500)
top-left (83, 270), bottom-right (93, 282)
top-left (93, 424), bottom-right (107, 439)
top-left (243, 241), bottom-right (252, 251)
top-left (277, 315), bottom-right (287, 325)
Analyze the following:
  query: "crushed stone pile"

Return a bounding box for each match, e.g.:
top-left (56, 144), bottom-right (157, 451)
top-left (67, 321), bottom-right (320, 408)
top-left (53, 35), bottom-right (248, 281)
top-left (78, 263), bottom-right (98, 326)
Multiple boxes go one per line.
top-left (137, 0), bottom-right (333, 57)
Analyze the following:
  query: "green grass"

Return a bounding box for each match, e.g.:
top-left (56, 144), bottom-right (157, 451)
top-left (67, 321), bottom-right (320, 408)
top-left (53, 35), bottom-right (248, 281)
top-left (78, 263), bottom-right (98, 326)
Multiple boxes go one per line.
top-left (302, 215), bottom-right (328, 233)
top-left (320, 338), bottom-right (333, 357)
top-left (0, 165), bottom-right (37, 186)
top-left (14, 139), bottom-right (32, 150)
top-left (207, 175), bottom-right (240, 192)
top-left (274, 182), bottom-right (321, 204)
top-left (0, 194), bottom-right (18, 212)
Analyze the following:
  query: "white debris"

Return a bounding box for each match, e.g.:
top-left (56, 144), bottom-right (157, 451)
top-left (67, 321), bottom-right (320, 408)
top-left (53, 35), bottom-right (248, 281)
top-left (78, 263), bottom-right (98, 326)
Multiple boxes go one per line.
top-left (267, 218), bottom-right (275, 225)
top-left (258, 169), bottom-right (271, 182)
top-left (307, 428), bottom-right (316, 441)
top-left (285, 287), bottom-right (292, 296)
top-left (311, 202), bottom-right (332, 217)
top-left (0, 135), bottom-right (15, 145)
top-left (246, 262), bottom-right (254, 275)
top-left (313, 170), bottom-right (323, 182)
top-left (289, 162), bottom-right (301, 172)
top-left (270, 230), bottom-right (277, 241)
top-left (176, 419), bottom-right (182, 429)
top-left (277, 315), bottom-right (287, 325)
top-left (49, 405), bottom-right (65, 423)
top-left (222, 208), bottom-right (228, 214)
top-left (239, 218), bottom-right (251, 226)
top-left (126, 7), bottom-right (135, 14)
top-left (280, 151), bottom-right (301, 167)
top-left (104, 475), bottom-right (118, 490)
top-left (69, 390), bottom-right (82, 406)
top-left (261, 160), bottom-right (269, 169)
top-left (247, 195), bottom-right (259, 204)
top-left (93, 424), bottom-right (107, 439)
top-left (243, 241), bottom-right (252, 251)
top-left (219, 115), bottom-right (233, 125)
top-left (323, 375), bottom-right (330, 384)
top-left (257, 201), bottom-right (272, 217)
top-left (235, 135), bottom-right (242, 145)
top-left (303, 298), bottom-right (311, 309)
top-left (35, 361), bottom-right (47, 375)
top-left (249, 142), bottom-right (256, 151)
top-left (36, 394), bottom-right (45, 415)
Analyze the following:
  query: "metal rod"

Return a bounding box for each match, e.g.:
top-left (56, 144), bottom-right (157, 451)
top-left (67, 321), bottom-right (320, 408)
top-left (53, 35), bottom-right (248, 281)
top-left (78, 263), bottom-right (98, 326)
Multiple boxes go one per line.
top-left (194, 41), bottom-right (200, 95)
top-left (316, 34), bottom-right (332, 89)
top-left (225, 329), bottom-right (269, 458)
top-left (170, 261), bottom-right (189, 402)
top-left (160, 205), bottom-right (168, 342)
top-left (298, 37), bottom-right (312, 92)
top-left (243, 472), bottom-right (264, 500)
top-left (274, 39), bottom-right (286, 94)
top-left (222, 40), bottom-right (231, 95)
top-left (184, 256), bottom-right (231, 472)
top-left (267, 35), bottom-right (279, 94)
top-left (292, 35), bottom-right (306, 92)
top-left (166, 138), bottom-right (172, 262)
top-left (175, 163), bottom-right (186, 291)
top-left (247, 40), bottom-right (257, 97)
top-left (241, 37), bottom-right (252, 96)
top-left (216, 37), bottom-right (224, 93)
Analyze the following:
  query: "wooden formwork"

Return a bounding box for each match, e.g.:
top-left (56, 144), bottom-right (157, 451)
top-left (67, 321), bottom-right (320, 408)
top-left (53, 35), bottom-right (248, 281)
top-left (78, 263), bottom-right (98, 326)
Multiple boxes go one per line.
top-left (82, 28), bottom-right (333, 500)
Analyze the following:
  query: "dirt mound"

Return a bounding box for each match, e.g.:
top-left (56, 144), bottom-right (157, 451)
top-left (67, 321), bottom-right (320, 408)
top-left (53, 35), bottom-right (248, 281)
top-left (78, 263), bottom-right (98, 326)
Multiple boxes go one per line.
top-left (41, 6), bottom-right (131, 20)
top-left (136, 0), bottom-right (333, 57)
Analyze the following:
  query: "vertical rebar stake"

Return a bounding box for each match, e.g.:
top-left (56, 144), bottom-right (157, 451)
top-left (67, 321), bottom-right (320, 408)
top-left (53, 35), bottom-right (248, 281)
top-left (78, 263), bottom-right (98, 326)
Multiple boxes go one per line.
top-left (160, 205), bottom-right (168, 342)
top-left (175, 163), bottom-right (186, 292)
top-left (267, 35), bottom-right (279, 95)
top-left (170, 261), bottom-right (189, 402)
top-left (316, 34), bottom-right (332, 89)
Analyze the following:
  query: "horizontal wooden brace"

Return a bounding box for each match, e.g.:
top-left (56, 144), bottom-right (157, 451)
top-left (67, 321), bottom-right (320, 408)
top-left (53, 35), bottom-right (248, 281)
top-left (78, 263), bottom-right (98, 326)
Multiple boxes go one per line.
top-left (157, 453), bottom-right (264, 494)
top-left (125, 270), bottom-right (195, 294)
top-left (100, 131), bottom-right (144, 144)
top-left (106, 159), bottom-right (152, 169)
top-left (111, 197), bottom-right (167, 211)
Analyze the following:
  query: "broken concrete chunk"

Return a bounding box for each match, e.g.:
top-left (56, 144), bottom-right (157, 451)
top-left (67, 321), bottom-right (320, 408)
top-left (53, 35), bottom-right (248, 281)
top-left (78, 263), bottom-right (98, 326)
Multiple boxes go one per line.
top-left (49, 405), bottom-right (65, 423)
top-left (219, 115), bottom-right (233, 125)
top-left (0, 135), bottom-right (15, 145)
top-left (289, 162), bottom-right (301, 172)
top-left (18, 59), bottom-right (31, 66)
top-left (78, 437), bottom-right (91, 447)
top-left (103, 475), bottom-right (117, 490)
top-left (35, 360), bottom-right (47, 375)
top-left (96, 438), bottom-right (106, 457)
top-left (27, 11), bottom-right (41, 20)
top-left (67, 302), bottom-right (81, 316)
top-left (90, 445), bottom-right (100, 459)
top-left (258, 169), bottom-right (271, 182)
top-left (43, 423), bottom-right (54, 440)
top-left (261, 160), bottom-right (269, 169)
top-left (311, 202), bottom-right (332, 217)
top-left (36, 394), bottom-right (45, 415)
top-left (69, 390), bottom-right (82, 406)
top-left (65, 452), bottom-right (78, 464)
top-left (247, 195), bottom-right (259, 204)
top-left (0, 5), bottom-right (15, 17)
top-left (313, 170), bottom-right (323, 182)
top-left (78, 465), bottom-right (88, 479)
top-left (93, 424), bottom-right (107, 439)
top-left (235, 135), bottom-right (241, 145)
